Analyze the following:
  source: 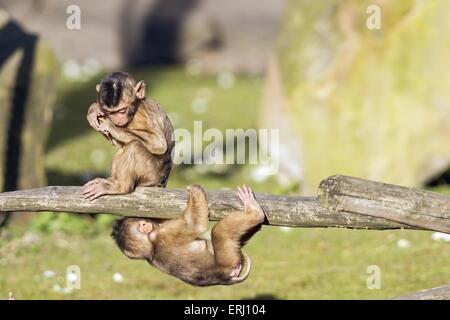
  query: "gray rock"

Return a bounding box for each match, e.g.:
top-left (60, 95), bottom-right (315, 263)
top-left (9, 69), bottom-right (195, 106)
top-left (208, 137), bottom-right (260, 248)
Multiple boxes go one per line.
top-left (262, 0), bottom-right (450, 192)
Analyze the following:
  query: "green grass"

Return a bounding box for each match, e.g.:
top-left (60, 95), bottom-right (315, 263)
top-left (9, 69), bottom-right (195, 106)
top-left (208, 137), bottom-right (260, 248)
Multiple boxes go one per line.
top-left (1, 226), bottom-right (449, 299)
top-left (1, 67), bottom-right (450, 299)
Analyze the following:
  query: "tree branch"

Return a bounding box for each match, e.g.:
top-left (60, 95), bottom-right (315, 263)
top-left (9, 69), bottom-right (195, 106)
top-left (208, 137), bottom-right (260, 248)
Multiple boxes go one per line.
top-left (0, 185), bottom-right (415, 229)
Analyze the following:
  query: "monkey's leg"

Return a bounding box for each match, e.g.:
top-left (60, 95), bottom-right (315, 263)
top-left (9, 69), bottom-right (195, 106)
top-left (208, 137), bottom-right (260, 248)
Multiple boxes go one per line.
top-left (82, 140), bottom-right (151, 200)
top-left (183, 185), bottom-right (209, 235)
top-left (211, 185), bottom-right (265, 277)
top-left (161, 185), bottom-right (210, 242)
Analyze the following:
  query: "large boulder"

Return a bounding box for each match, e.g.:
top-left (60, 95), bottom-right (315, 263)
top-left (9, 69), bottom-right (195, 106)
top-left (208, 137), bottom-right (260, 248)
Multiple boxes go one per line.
top-left (0, 10), bottom-right (59, 223)
top-left (262, 0), bottom-right (450, 193)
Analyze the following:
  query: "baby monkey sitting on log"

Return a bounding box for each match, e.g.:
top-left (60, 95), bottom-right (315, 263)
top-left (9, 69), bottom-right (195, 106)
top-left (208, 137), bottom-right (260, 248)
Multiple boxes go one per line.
top-left (82, 71), bottom-right (174, 200)
top-left (111, 185), bottom-right (266, 286)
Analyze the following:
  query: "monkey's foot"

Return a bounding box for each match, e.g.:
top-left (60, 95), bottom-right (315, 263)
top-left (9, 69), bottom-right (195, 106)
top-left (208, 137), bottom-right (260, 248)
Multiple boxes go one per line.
top-left (236, 185), bottom-right (265, 220)
top-left (187, 184), bottom-right (207, 202)
top-left (230, 264), bottom-right (243, 277)
top-left (81, 181), bottom-right (113, 201)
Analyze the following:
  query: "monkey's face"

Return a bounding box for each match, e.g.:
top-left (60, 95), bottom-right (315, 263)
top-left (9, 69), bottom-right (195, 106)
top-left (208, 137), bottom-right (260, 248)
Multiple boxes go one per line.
top-left (118, 218), bottom-right (155, 260)
top-left (136, 219), bottom-right (153, 235)
top-left (96, 73), bottom-right (145, 127)
top-left (104, 105), bottom-right (133, 127)
top-left (128, 219), bottom-right (154, 245)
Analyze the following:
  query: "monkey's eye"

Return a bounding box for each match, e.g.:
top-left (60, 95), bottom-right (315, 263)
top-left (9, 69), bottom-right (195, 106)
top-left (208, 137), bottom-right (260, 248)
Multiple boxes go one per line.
top-left (118, 109), bottom-right (127, 114)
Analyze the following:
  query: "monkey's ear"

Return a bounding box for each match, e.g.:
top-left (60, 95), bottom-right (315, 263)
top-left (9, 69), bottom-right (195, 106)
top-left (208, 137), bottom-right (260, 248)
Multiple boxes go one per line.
top-left (134, 80), bottom-right (146, 99)
top-left (96, 84), bottom-right (100, 93)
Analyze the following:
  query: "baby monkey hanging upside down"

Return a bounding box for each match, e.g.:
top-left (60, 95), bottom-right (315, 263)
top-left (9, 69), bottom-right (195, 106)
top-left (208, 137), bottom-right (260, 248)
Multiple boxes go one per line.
top-left (111, 185), bottom-right (266, 286)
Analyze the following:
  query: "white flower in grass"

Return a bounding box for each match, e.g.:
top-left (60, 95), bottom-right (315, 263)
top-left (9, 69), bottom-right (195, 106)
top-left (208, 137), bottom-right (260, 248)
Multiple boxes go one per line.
top-left (280, 227), bottom-right (292, 233)
top-left (431, 232), bottom-right (450, 242)
top-left (43, 270), bottom-right (56, 278)
top-left (396, 239), bottom-right (411, 249)
top-left (217, 72), bottom-right (235, 89)
top-left (113, 272), bottom-right (124, 283)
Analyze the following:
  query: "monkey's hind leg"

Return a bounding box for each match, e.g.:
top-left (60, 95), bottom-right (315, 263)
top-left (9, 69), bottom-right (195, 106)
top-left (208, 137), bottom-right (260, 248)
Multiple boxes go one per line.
top-left (82, 140), bottom-right (147, 200)
top-left (211, 185), bottom-right (265, 282)
top-left (162, 185), bottom-right (210, 243)
top-left (184, 185), bottom-right (209, 234)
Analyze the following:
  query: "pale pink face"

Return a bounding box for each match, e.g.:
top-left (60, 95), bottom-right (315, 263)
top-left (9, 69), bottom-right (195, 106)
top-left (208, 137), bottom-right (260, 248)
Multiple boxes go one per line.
top-left (129, 219), bottom-right (154, 245)
top-left (137, 220), bottom-right (153, 234)
top-left (105, 105), bottom-right (130, 127)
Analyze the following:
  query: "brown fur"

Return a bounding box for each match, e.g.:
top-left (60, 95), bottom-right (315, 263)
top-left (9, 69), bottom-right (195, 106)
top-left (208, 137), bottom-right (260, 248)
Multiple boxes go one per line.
top-left (106, 99), bottom-right (174, 189)
top-left (83, 73), bottom-right (174, 200)
top-left (111, 185), bottom-right (265, 286)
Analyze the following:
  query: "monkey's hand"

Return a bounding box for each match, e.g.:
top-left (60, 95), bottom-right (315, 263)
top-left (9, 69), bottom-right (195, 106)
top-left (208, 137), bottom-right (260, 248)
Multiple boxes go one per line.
top-left (98, 118), bottom-right (115, 136)
top-left (98, 120), bottom-right (128, 147)
top-left (87, 102), bottom-right (105, 132)
top-left (102, 120), bottom-right (138, 147)
top-left (81, 179), bottom-right (112, 201)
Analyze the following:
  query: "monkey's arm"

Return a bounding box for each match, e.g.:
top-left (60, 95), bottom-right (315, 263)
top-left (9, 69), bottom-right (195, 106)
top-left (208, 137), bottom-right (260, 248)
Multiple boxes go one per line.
top-left (104, 124), bottom-right (136, 144)
top-left (136, 129), bottom-right (168, 155)
top-left (135, 106), bottom-right (170, 155)
top-left (102, 119), bottom-right (167, 154)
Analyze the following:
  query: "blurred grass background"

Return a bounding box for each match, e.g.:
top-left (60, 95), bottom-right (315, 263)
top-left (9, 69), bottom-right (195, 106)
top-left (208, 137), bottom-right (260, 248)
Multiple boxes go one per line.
top-left (1, 67), bottom-right (449, 299)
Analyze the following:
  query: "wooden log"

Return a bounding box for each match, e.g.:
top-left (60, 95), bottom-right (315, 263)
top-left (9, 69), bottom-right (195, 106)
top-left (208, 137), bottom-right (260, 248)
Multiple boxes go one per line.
top-left (393, 284), bottom-right (450, 300)
top-left (0, 186), bottom-right (417, 229)
top-left (318, 175), bottom-right (450, 234)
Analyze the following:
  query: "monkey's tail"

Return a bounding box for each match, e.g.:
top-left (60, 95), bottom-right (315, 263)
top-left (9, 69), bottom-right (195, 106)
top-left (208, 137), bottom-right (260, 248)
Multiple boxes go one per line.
top-left (229, 253), bottom-right (252, 285)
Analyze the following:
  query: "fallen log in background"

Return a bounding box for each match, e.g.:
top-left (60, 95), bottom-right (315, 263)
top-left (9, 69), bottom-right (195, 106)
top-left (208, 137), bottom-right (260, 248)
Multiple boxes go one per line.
top-left (393, 284), bottom-right (450, 300)
top-left (0, 185), bottom-right (415, 230)
top-left (319, 175), bottom-right (450, 234)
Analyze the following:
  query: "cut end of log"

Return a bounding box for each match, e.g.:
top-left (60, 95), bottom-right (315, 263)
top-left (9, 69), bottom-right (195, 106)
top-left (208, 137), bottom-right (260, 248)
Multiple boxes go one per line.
top-left (317, 174), bottom-right (343, 195)
top-left (317, 174), bottom-right (346, 211)
top-left (318, 175), bottom-right (450, 234)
